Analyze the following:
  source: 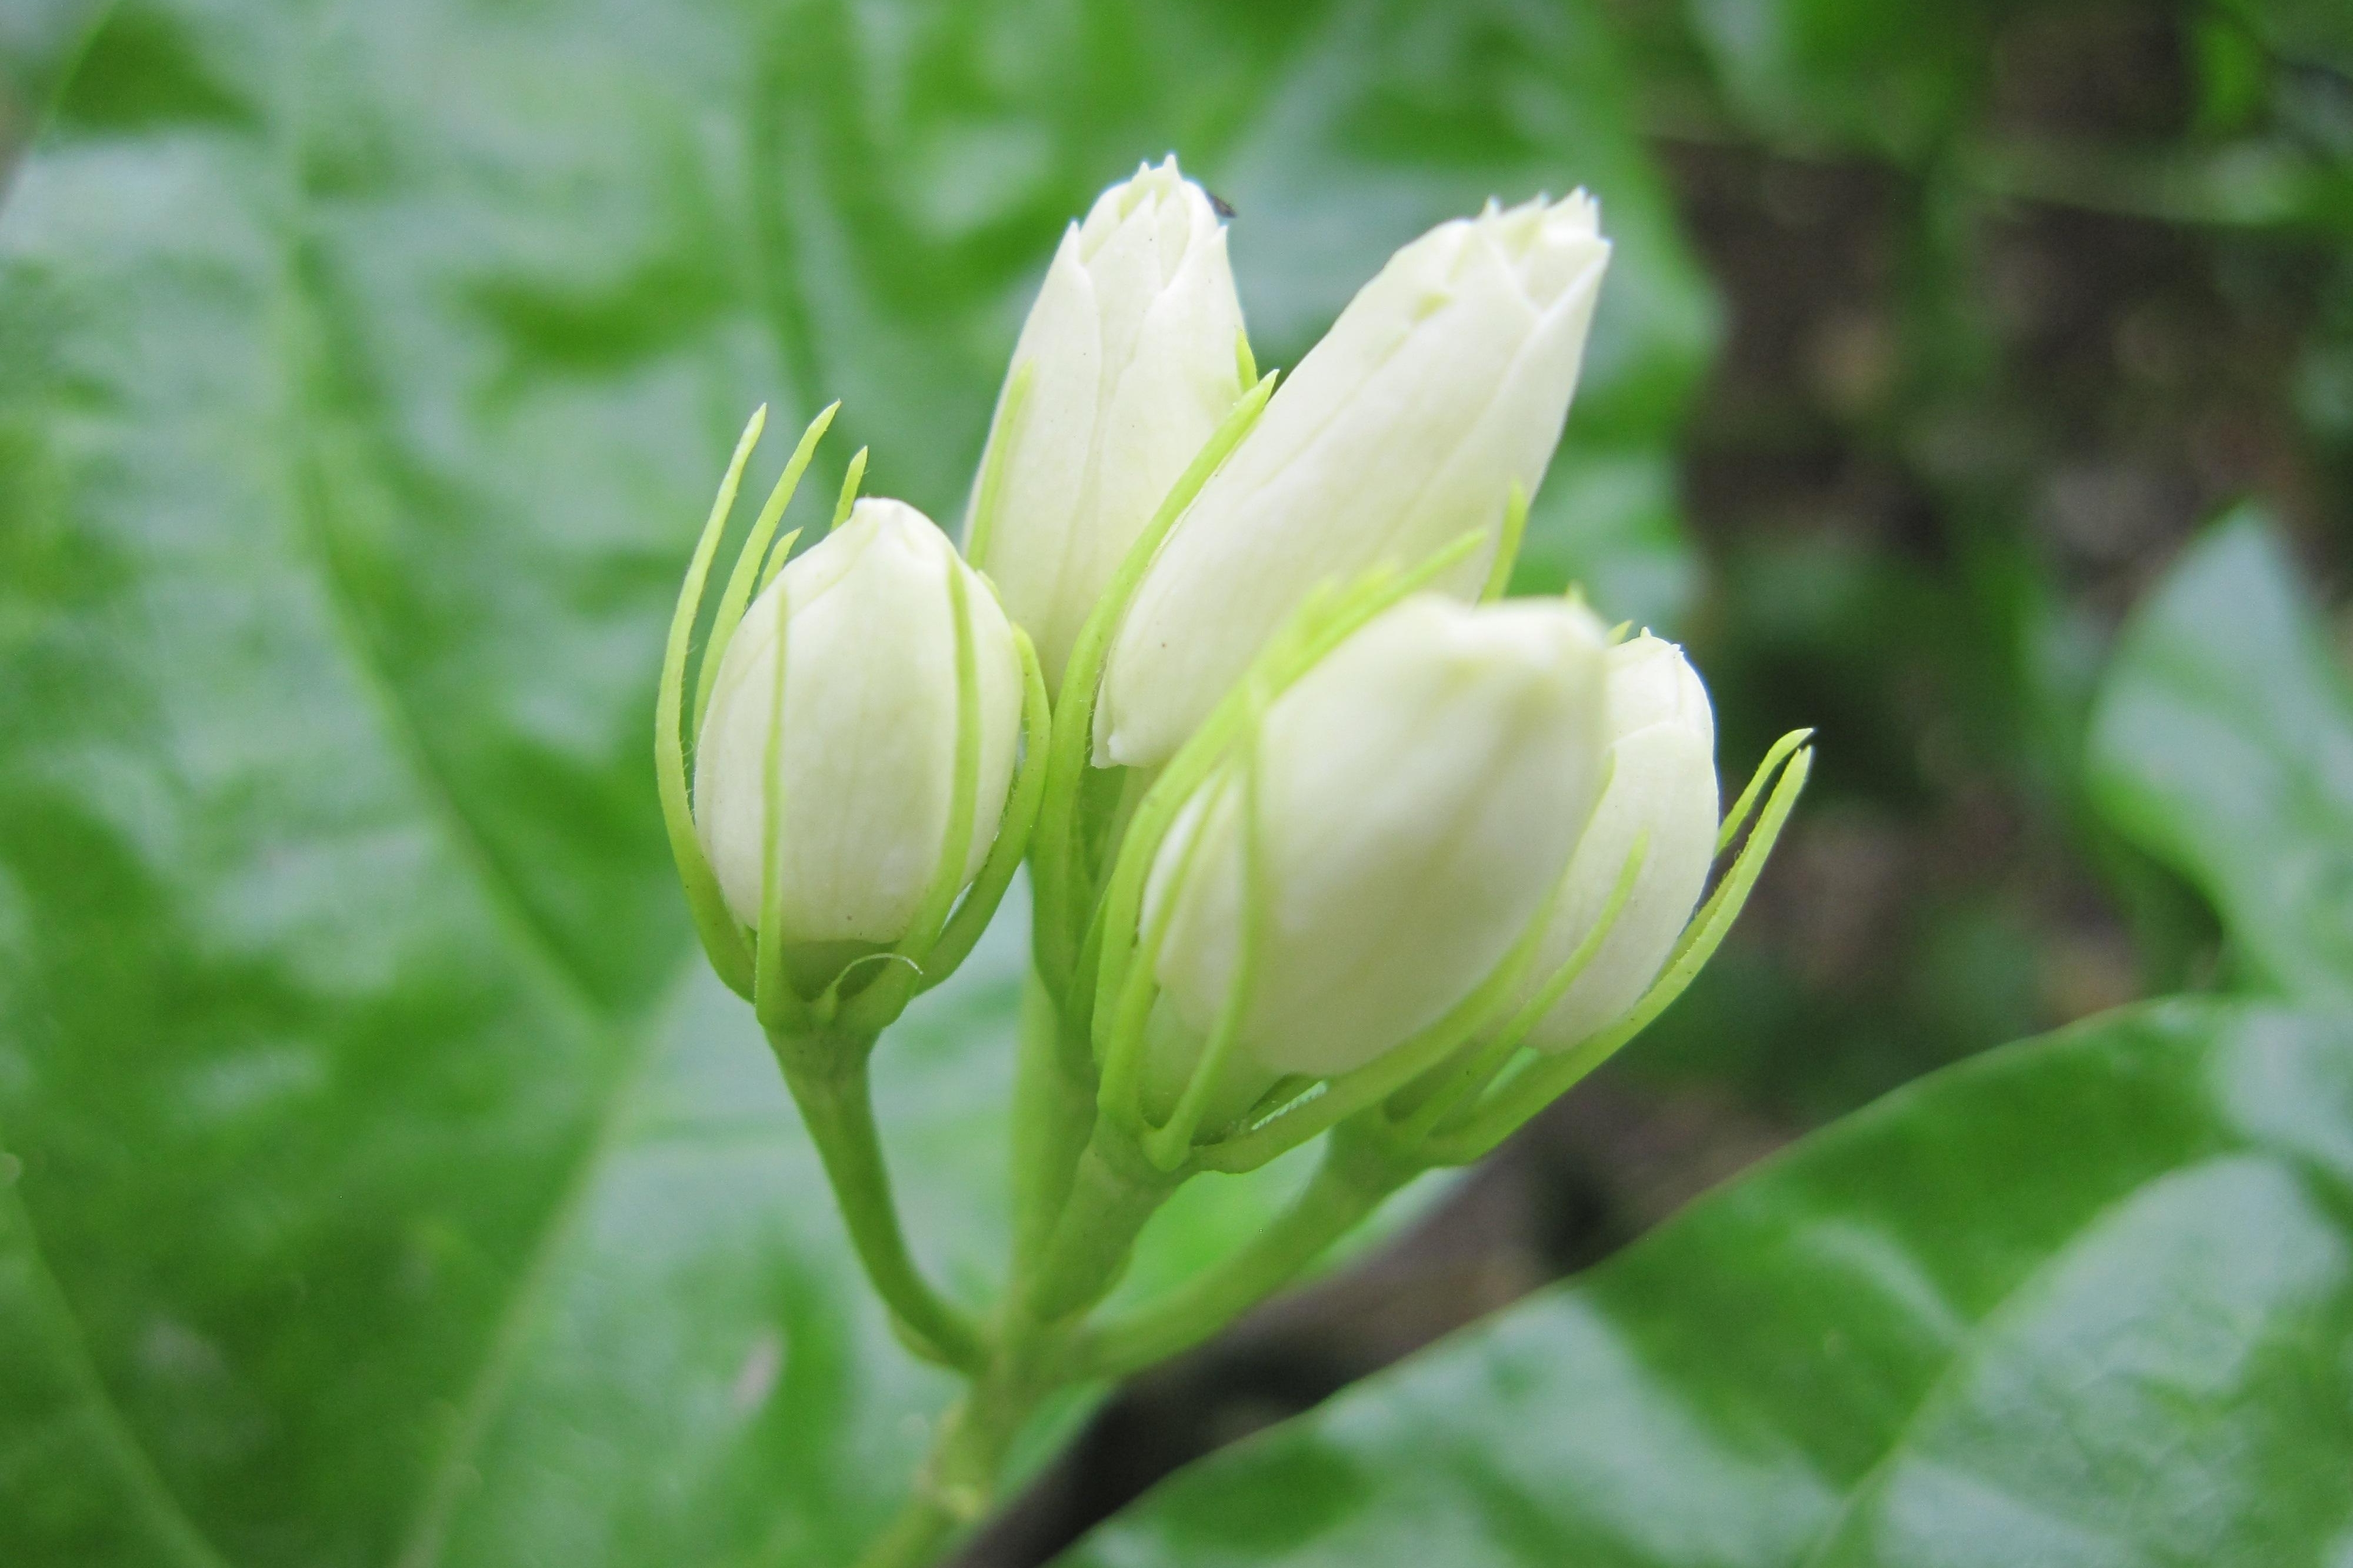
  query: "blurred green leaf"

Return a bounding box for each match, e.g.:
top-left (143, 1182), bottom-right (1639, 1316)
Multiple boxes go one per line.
top-left (2225, 0), bottom-right (2353, 76)
top-left (2088, 509), bottom-right (2353, 1006)
top-left (1684, 0), bottom-right (1998, 161)
top-left (1512, 446), bottom-right (1698, 639)
top-left (0, 1), bottom-right (105, 188)
top-left (1059, 998), bottom-right (2353, 1566)
top-left (2194, 12), bottom-right (2274, 136)
top-left (0, 0), bottom-right (1704, 1562)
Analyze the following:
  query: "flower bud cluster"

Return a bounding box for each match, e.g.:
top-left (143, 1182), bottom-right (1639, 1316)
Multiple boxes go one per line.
top-left (659, 155), bottom-right (1804, 1168)
top-left (648, 159), bottom-right (1812, 1503)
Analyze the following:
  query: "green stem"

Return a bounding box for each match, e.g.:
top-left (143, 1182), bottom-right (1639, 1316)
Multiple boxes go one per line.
top-left (848, 1490), bottom-right (956, 1568)
top-left (1008, 975), bottom-right (1098, 1277)
top-left (853, 1312), bottom-right (1059, 1568)
top-left (846, 972), bottom-right (1112, 1566)
top-left (1022, 1122), bottom-right (1180, 1324)
top-left (770, 1028), bottom-right (986, 1370)
top-left (1074, 1130), bottom-right (1414, 1379)
top-left (853, 1268), bottom-right (1072, 1568)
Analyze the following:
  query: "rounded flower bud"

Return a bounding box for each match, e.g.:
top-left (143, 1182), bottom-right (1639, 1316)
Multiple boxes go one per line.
top-left (692, 498), bottom-right (1024, 948)
top-left (1139, 593), bottom-right (1611, 1107)
top-left (1096, 193), bottom-right (1612, 768)
top-left (1518, 632), bottom-right (1718, 1050)
top-left (968, 155), bottom-right (1248, 695)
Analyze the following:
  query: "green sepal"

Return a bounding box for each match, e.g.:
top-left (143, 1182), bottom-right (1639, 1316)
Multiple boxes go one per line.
top-left (756, 527), bottom-right (804, 595)
top-left (1718, 725), bottom-right (1812, 856)
top-left (1479, 481), bottom-right (1529, 602)
top-left (831, 445), bottom-right (869, 531)
top-left (656, 405), bottom-right (768, 999)
top-left (692, 402), bottom-right (838, 735)
top-left (963, 360), bottom-right (1033, 572)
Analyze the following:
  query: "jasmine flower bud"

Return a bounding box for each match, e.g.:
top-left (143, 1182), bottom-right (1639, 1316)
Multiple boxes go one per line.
top-left (968, 155), bottom-right (1248, 695)
top-left (1096, 193), bottom-right (1612, 768)
top-left (1520, 632), bottom-right (1719, 1049)
top-left (1142, 593), bottom-right (1611, 1097)
top-left (692, 498), bottom-right (1024, 948)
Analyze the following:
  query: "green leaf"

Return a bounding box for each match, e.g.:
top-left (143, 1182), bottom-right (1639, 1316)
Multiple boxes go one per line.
top-left (1687, 0), bottom-right (1997, 161)
top-left (0, 1), bottom-right (106, 189)
top-left (1058, 997), bottom-right (2353, 1566)
top-left (2223, 0), bottom-right (2353, 76)
top-left (1510, 446), bottom-right (1697, 638)
top-left (2088, 509), bottom-right (2353, 1006)
top-left (0, 0), bottom-right (1704, 1563)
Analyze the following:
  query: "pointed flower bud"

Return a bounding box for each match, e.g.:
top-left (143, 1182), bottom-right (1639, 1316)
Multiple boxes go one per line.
top-left (967, 155), bottom-right (1248, 695)
top-left (1096, 193), bottom-right (1612, 768)
top-left (1519, 632), bottom-right (1719, 1049)
top-left (693, 498), bottom-right (1024, 949)
top-left (1139, 594), bottom-right (1611, 1110)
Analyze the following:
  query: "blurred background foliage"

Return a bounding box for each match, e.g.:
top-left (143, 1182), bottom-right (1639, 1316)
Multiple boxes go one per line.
top-left (1608, 0), bottom-right (2353, 1123)
top-left (1, 0), bottom-right (2349, 1564)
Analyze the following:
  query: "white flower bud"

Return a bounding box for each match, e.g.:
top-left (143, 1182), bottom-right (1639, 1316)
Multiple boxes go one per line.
top-left (968, 155), bottom-right (1247, 695)
top-left (1141, 594), bottom-right (1611, 1093)
top-left (1519, 633), bottom-right (1718, 1049)
top-left (692, 498), bottom-right (1024, 945)
top-left (1096, 193), bottom-right (1612, 768)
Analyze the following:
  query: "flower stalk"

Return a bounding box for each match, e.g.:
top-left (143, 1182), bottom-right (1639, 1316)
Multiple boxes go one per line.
top-left (1072, 1125), bottom-right (1417, 1379)
top-left (769, 1025), bottom-right (985, 1370)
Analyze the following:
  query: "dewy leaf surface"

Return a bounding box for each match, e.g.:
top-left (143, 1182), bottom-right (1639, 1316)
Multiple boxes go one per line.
top-left (0, 1), bottom-right (1707, 1564)
top-left (2088, 508), bottom-right (2353, 1006)
top-left (1059, 999), bottom-right (2353, 1567)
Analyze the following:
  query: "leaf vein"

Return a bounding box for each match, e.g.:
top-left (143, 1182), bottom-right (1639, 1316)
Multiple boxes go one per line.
top-left (0, 1152), bottom-right (241, 1568)
top-left (252, 9), bottom-right (700, 1563)
top-left (1789, 1165), bottom-right (2203, 1566)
